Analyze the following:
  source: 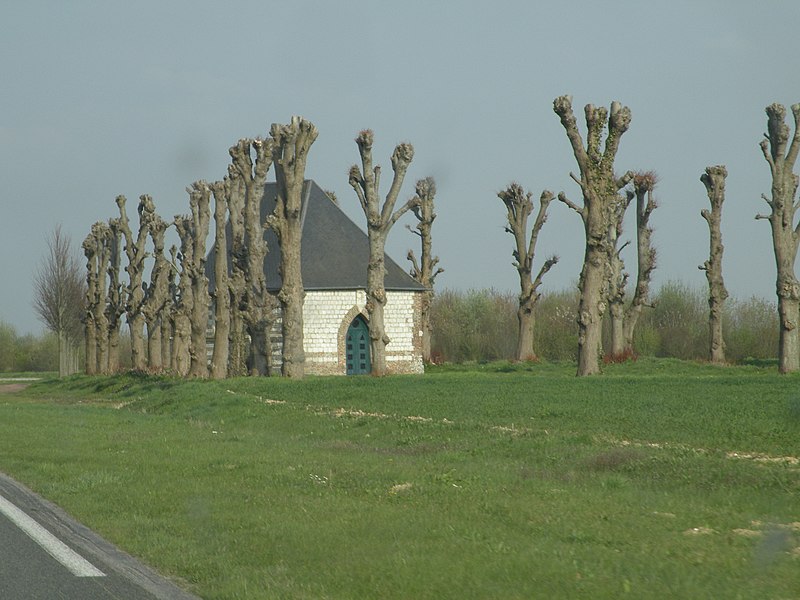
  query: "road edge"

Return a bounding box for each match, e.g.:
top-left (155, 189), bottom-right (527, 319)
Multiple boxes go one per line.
top-left (0, 471), bottom-right (201, 600)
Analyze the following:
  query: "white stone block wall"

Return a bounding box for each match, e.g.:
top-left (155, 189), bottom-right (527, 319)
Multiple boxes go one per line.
top-left (303, 290), bottom-right (424, 375)
top-left (208, 289), bottom-right (424, 376)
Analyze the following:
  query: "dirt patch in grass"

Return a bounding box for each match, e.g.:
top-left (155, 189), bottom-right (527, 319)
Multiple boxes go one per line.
top-left (0, 383), bottom-right (29, 394)
top-left (583, 448), bottom-right (646, 472)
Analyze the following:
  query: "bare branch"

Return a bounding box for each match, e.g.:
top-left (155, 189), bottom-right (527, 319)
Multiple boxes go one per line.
top-left (557, 191), bottom-right (583, 216)
top-left (553, 95), bottom-right (589, 174)
top-left (615, 170), bottom-right (635, 191)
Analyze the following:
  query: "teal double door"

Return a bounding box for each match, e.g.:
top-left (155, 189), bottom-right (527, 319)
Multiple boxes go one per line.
top-left (346, 315), bottom-right (371, 375)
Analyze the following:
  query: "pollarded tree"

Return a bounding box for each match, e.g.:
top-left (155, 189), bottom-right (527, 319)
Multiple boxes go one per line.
top-left (349, 129), bottom-right (416, 376)
top-left (163, 244), bottom-right (179, 369)
top-left (116, 195), bottom-right (153, 370)
top-left (553, 95), bottom-right (634, 376)
top-left (700, 165), bottom-right (729, 364)
top-left (105, 218), bottom-right (124, 373)
top-left (757, 103), bottom-right (800, 373)
top-left (268, 116), bottom-right (319, 379)
top-left (81, 226), bottom-right (100, 375)
top-left (622, 172), bottom-right (658, 353)
top-left (229, 138), bottom-right (276, 376)
top-left (225, 163), bottom-right (248, 376)
top-left (172, 216), bottom-right (194, 377)
top-left (407, 177), bottom-right (444, 363)
top-left (89, 221), bottom-right (112, 373)
top-left (141, 211), bottom-right (171, 371)
top-left (497, 183), bottom-right (558, 361)
top-left (606, 192), bottom-right (633, 358)
top-left (184, 181), bottom-right (212, 377)
top-left (33, 225), bottom-right (84, 377)
top-left (209, 178), bottom-right (231, 379)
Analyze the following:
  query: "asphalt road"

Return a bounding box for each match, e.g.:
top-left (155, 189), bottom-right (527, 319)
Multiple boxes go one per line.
top-left (0, 472), bottom-right (200, 600)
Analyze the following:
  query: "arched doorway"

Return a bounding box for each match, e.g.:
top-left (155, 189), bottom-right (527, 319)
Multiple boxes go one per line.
top-left (345, 315), bottom-right (371, 375)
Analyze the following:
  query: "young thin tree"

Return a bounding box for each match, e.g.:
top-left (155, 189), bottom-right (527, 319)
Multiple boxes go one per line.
top-left (757, 103), bottom-right (800, 373)
top-left (497, 183), bottom-right (558, 361)
top-left (268, 116), bottom-right (319, 379)
top-left (553, 95), bottom-right (634, 376)
top-left (349, 129), bottom-right (416, 376)
top-left (700, 165), bottom-right (729, 364)
top-left (33, 225), bottom-right (84, 377)
top-left (622, 172), bottom-right (658, 353)
top-left (407, 177), bottom-right (444, 363)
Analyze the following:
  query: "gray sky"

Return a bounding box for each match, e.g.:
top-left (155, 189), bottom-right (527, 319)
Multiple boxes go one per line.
top-left (2, 1), bottom-right (798, 334)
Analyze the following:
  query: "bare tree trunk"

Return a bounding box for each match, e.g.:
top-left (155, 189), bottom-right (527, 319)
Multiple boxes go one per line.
top-left (407, 177), bottom-right (444, 363)
top-left (608, 306), bottom-right (626, 357)
top-left (497, 184), bottom-right (558, 361)
top-left (161, 289), bottom-right (173, 370)
top-left (226, 169), bottom-right (248, 377)
top-left (142, 213), bottom-right (170, 371)
top-left (57, 332), bottom-right (68, 377)
top-left (349, 130), bottom-right (416, 376)
top-left (186, 182), bottom-right (211, 378)
top-left (576, 249), bottom-right (607, 375)
top-left (700, 165), bottom-right (729, 364)
top-left (82, 230), bottom-right (99, 375)
top-left (85, 316), bottom-right (97, 375)
top-left (172, 312), bottom-right (191, 376)
top-left (268, 117), bottom-right (319, 378)
top-left (758, 103), bottom-right (800, 373)
top-left (173, 216), bottom-right (196, 377)
top-left (105, 219), bottom-right (124, 373)
top-left (147, 325), bottom-right (161, 370)
top-left (209, 180), bottom-right (231, 379)
top-left (229, 139), bottom-right (275, 376)
top-left (623, 172), bottom-right (658, 352)
top-left (172, 220), bottom-right (193, 377)
top-left (107, 327), bottom-right (120, 373)
top-left (116, 195), bottom-right (153, 370)
top-left (553, 95), bottom-right (634, 376)
top-left (94, 223), bottom-right (111, 374)
top-left (606, 192), bottom-right (632, 358)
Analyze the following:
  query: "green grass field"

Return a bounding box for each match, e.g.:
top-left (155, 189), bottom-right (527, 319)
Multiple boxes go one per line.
top-left (0, 359), bottom-right (798, 599)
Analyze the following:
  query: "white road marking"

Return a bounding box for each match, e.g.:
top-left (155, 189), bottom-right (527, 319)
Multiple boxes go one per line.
top-left (0, 493), bottom-right (105, 577)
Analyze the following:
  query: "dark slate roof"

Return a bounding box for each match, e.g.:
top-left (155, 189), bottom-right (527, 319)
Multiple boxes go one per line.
top-left (207, 179), bottom-right (426, 293)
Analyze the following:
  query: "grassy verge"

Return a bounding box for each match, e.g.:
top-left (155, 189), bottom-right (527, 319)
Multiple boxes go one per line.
top-left (0, 358), bottom-right (798, 599)
top-left (0, 371), bottom-right (54, 379)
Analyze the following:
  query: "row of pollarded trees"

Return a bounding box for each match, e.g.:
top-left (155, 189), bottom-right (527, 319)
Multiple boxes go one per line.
top-left (83, 118), bottom-right (320, 378)
top-left (694, 105), bottom-right (800, 375)
top-left (496, 97), bottom-right (657, 374)
top-left (83, 118), bottom-right (442, 378)
top-left (496, 96), bottom-right (800, 376)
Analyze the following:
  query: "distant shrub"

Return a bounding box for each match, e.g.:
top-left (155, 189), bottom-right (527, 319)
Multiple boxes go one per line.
top-left (533, 289), bottom-right (579, 362)
top-left (430, 289), bottom-right (517, 363)
top-left (0, 321), bottom-right (59, 372)
top-left (634, 281), bottom-right (708, 360)
top-left (724, 295), bottom-right (778, 362)
top-left (430, 282), bottom-right (778, 365)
